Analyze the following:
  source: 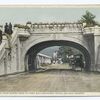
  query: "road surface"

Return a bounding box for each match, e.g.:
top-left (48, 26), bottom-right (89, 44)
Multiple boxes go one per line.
top-left (0, 64), bottom-right (100, 94)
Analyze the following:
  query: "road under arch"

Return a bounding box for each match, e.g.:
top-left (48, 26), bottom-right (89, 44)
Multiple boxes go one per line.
top-left (25, 40), bottom-right (91, 72)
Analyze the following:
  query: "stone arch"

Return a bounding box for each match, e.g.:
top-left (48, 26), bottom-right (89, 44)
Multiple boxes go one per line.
top-left (23, 38), bottom-right (91, 71)
top-left (22, 35), bottom-right (90, 57)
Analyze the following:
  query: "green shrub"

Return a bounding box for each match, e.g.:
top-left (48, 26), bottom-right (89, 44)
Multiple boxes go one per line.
top-left (14, 24), bottom-right (30, 29)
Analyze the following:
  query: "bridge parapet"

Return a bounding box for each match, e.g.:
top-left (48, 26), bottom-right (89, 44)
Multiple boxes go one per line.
top-left (84, 26), bottom-right (100, 35)
top-left (84, 27), bottom-right (95, 35)
top-left (30, 23), bottom-right (83, 33)
top-left (13, 28), bottom-right (30, 41)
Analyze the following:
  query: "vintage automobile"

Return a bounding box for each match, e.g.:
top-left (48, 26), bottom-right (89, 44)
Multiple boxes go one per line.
top-left (69, 54), bottom-right (85, 71)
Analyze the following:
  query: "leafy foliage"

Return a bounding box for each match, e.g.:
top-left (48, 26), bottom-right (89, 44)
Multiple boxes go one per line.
top-left (79, 10), bottom-right (99, 27)
top-left (57, 46), bottom-right (82, 63)
top-left (14, 24), bottom-right (30, 29)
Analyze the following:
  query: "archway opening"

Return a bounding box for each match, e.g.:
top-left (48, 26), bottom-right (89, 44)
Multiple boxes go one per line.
top-left (25, 40), bottom-right (91, 72)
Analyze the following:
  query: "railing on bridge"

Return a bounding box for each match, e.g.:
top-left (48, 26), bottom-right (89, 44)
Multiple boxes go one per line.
top-left (83, 27), bottom-right (95, 35)
top-left (14, 22), bottom-right (100, 35)
top-left (83, 26), bottom-right (100, 35)
top-left (36, 53), bottom-right (52, 69)
top-left (37, 53), bottom-right (52, 65)
top-left (29, 22), bottom-right (84, 33)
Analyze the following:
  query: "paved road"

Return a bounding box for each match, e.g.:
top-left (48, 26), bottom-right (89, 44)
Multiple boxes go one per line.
top-left (0, 64), bottom-right (100, 94)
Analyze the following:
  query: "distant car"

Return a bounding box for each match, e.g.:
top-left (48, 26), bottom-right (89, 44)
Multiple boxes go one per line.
top-left (74, 54), bottom-right (84, 71)
top-left (68, 54), bottom-right (84, 71)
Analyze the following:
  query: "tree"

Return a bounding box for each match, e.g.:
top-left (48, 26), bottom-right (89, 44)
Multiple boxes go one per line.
top-left (57, 46), bottom-right (71, 63)
top-left (57, 46), bottom-right (82, 63)
top-left (79, 10), bottom-right (98, 27)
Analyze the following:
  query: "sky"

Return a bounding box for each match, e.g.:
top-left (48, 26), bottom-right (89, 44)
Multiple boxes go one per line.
top-left (0, 6), bottom-right (100, 25)
top-left (40, 46), bottom-right (60, 57)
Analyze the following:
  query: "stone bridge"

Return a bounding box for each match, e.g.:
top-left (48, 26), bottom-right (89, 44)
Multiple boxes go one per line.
top-left (0, 22), bottom-right (100, 76)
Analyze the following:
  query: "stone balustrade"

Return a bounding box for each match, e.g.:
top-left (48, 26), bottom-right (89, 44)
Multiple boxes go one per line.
top-left (30, 22), bottom-right (83, 33)
top-left (13, 23), bottom-right (100, 35)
